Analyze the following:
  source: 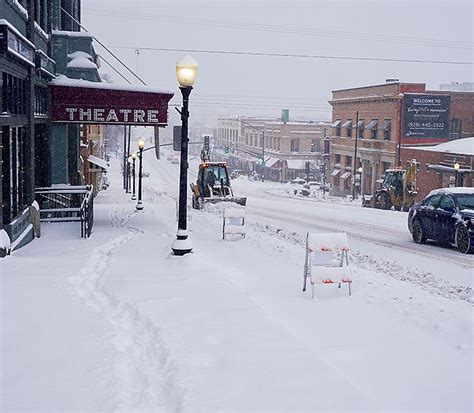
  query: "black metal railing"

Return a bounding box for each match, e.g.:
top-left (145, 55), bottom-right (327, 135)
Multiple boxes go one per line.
top-left (35, 185), bottom-right (94, 238)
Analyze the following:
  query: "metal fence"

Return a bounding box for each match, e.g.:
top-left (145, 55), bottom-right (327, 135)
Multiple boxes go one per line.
top-left (35, 185), bottom-right (94, 238)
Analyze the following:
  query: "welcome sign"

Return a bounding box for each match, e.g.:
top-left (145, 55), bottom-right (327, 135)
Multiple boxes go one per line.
top-left (404, 94), bottom-right (451, 139)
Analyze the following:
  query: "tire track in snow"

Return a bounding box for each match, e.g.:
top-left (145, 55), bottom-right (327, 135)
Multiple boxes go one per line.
top-left (68, 207), bottom-right (186, 412)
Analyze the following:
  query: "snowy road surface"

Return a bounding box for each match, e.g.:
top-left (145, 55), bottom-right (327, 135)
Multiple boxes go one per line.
top-left (2, 153), bottom-right (473, 412)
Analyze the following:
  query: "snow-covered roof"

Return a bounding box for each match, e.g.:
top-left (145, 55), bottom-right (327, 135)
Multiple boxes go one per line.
top-left (68, 51), bottom-right (93, 60)
top-left (286, 160), bottom-right (306, 169)
top-left (428, 187), bottom-right (474, 197)
top-left (408, 137), bottom-right (474, 156)
top-left (52, 30), bottom-right (93, 38)
top-left (88, 155), bottom-right (108, 170)
top-left (50, 75), bottom-right (174, 95)
top-left (67, 56), bottom-right (97, 70)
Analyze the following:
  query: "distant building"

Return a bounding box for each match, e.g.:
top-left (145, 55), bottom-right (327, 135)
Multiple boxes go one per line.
top-left (439, 82), bottom-right (474, 92)
top-left (328, 81), bottom-right (474, 197)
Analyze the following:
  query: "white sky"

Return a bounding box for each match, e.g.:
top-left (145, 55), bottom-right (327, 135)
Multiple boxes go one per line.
top-left (81, 0), bottom-right (473, 129)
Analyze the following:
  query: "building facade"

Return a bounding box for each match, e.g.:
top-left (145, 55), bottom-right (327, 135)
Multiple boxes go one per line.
top-left (328, 81), bottom-right (474, 197)
top-left (1, 0), bottom-right (55, 252)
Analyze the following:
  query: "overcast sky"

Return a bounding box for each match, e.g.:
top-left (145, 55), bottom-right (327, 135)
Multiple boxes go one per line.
top-left (81, 0), bottom-right (473, 130)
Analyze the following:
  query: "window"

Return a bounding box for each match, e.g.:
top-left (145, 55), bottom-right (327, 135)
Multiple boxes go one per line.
top-left (332, 119), bottom-right (342, 137)
top-left (366, 119), bottom-right (378, 139)
top-left (342, 120), bottom-right (352, 138)
top-left (381, 119), bottom-right (391, 141)
top-left (423, 194), bottom-right (442, 208)
top-left (345, 155), bottom-right (352, 168)
top-left (439, 195), bottom-right (455, 211)
top-left (290, 139), bottom-right (300, 152)
top-left (356, 120), bottom-right (364, 139)
top-left (449, 119), bottom-right (461, 140)
top-left (335, 154), bottom-right (341, 164)
top-left (310, 139), bottom-right (320, 152)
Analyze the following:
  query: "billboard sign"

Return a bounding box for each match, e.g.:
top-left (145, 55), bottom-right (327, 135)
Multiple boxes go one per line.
top-left (404, 94), bottom-right (451, 138)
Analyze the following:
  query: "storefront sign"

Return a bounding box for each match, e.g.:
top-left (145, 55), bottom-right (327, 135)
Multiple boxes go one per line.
top-left (404, 94), bottom-right (451, 138)
top-left (50, 82), bottom-right (174, 126)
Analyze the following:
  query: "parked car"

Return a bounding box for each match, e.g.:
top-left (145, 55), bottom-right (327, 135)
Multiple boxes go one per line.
top-left (291, 177), bottom-right (306, 185)
top-left (407, 187), bottom-right (474, 254)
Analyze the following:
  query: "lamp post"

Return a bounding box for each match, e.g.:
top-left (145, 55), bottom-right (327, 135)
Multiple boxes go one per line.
top-left (136, 138), bottom-right (145, 210)
top-left (454, 162), bottom-right (460, 187)
top-left (358, 166), bottom-right (363, 196)
top-left (131, 152), bottom-right (137, 200)
top-left (171, 55), bottom-right (198, 256)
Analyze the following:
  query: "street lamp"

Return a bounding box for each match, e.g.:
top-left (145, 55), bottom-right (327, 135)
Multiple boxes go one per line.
top-left (136, 138), bottom-right (145, 210)
top-left (172, 55), bottom-right (198, 256)
top-left (131, 152), bottom-right (137, 200)
top-left (454, 162), bottom-right (460, 187)
top-left (358, 166), bottom-right (363, 196)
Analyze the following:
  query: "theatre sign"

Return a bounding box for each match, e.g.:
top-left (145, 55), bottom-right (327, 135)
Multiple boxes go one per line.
top-left (50, 77), bottom-right (174, 126)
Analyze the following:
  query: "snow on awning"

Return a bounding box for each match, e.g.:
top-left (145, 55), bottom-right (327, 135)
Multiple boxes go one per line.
top-left (265, 158), bottom-right (279, 168)
top-left (355, 120), bottom-right (364, 128)
top-left (341, 171), bottom-right (352, 180)
top-left (341, 120), bottom-right (352, 128)
top-left (331, 169), bottom-right (340, 177)
top-left (286, 160), bottom-right (306, 170)
top-left (88, 155), bottom-right (108, 170)
top-left (331, 119), bottom-right (342, 128)
top-left (428, 164), bottom-right (471, 173)
top-left (366, 119), bottom-right (378, 130)
top-left (50, 75), bottom-right (174, 126)
top-left (380, 119), bottom-right (391, 130)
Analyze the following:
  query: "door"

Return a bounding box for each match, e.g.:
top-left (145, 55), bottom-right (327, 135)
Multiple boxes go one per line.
top-left (436, 195), bottom-right (457, 242)
top-left (417, 194), bottom-right (442, 239)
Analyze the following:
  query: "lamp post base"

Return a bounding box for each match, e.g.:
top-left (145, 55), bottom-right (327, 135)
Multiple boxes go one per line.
top-left (132, 194), bottom-right (137, 200)
top-left (136, 200), bottom-right (144, 210)
top-left (171, 230), bottom-right (193, 255)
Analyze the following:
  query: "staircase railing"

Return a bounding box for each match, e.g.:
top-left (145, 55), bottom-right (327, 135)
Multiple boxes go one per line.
top-left (35, 185), bottom-right (94, 238)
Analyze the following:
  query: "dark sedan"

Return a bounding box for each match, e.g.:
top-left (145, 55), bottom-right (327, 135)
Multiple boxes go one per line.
top-left (408, 188), bottom-right (474, 254)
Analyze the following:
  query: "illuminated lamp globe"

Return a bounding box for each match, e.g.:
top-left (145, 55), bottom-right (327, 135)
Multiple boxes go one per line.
top-left (454, 162), bottom-right (460, 171)
top-left (131, 152), bottom-right (137, 160)
top-left (127, 156), bottom-right (133, 164)
top-left (176, 55), bottom-right (198, 88)
top-left (138, 138), bottom-right (145, 150)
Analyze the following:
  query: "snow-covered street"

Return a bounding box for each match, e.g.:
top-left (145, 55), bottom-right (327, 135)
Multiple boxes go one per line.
top-left (2, 154), bottom-right (473, 412)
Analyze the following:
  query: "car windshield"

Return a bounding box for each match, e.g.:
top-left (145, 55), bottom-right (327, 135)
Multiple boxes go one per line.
top-left (454, 194), bottom-right (474, 210)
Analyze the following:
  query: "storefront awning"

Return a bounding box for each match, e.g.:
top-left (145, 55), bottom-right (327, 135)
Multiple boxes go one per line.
top-left (50, 76), bottom-right (174, 126)
top-left (265, 158), bottom-right (280, 168)
top-left (380, 119), bottom-right (391, 130)
top-left (331, 119), bottom-right (342, 128)
top-left (331, 168), bottom-right (340, 177)
top-left (341, 171), bottom-right (352, 180)
top-left (286, 160), bottom-right (306, 170)
top-left (366, 119), bottom-right (378, 130)
top-left (341, 120), bottom-right (352, 128)
top-left (88, 155), bottom-right (108, 170)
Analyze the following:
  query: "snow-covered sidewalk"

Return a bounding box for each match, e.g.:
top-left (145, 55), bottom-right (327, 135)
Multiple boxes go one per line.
top-left (2, 158), bottom-right (472, 412)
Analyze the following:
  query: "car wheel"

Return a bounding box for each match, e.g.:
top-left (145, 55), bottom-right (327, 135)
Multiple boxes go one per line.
top-left (456, 225), bottom-right (472, 254)
top-left (412, 220), bottom-right (427, 244)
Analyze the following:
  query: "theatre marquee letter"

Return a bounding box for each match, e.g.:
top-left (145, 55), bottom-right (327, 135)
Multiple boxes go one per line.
top-left (64, 108), bottom-right (160, 124)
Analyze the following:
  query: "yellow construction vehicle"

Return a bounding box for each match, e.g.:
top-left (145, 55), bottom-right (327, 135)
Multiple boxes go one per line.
top-left (363, 159), bottom-right (419, 211)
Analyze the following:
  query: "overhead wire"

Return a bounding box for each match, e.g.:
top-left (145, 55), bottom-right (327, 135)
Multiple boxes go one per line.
top-left (108, 46), bottom-right (473, 66)
top-left (83, 8), bottom-right (473, 50)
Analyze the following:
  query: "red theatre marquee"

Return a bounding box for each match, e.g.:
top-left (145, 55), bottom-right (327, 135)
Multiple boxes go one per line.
top-left (50, 77), bottom-right (174, 126)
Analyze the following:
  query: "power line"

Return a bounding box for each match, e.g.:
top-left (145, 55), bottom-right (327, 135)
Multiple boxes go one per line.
top-left (84, 8), bottom-right (473, 50)
top-left (109, 46), bottom-right (473, 66)
top-left (98, 54), bottom-right (132, 84)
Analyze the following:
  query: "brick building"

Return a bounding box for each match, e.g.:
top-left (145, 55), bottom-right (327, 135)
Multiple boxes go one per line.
top-left (401, 138), bottom-right (473, 202)
top-left (328, 81), bottom-right (474, 197)
top-left (216, 114), bottom-right (328, 181)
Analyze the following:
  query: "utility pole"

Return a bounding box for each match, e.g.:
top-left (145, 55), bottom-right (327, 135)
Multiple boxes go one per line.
top-left (123, 126), bottom-right (127, 190)
top-left (352, 111), bottom-right (359, 200)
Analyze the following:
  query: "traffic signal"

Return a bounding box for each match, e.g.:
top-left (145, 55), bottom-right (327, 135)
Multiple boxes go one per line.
top-left (225, 146), bottom-right (229, 154)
